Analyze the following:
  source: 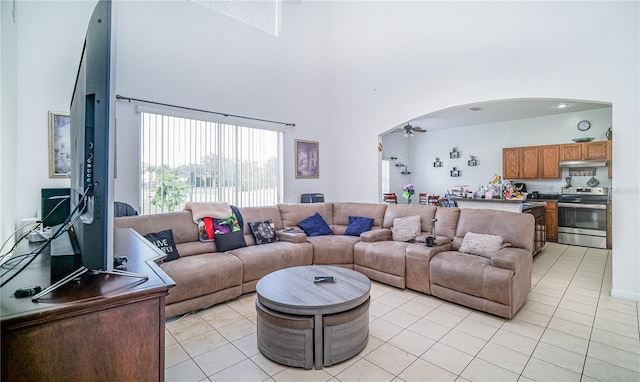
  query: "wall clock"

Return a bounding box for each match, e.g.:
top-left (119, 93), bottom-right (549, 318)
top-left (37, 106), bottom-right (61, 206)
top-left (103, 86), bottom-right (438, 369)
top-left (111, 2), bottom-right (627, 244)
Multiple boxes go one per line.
top-left (577, 120), bottom-right (591, 131)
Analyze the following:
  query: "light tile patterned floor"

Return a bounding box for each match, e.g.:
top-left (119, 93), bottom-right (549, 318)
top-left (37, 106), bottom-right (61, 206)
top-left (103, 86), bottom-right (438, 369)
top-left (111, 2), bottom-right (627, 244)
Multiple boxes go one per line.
top-left (164, 243), bottom-right (640, 382)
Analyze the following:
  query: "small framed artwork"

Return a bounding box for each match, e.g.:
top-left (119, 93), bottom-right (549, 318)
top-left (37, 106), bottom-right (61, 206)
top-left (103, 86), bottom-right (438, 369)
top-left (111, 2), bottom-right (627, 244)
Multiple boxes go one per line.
top-left (433, 157), bottom-right (443, 167)
top-left (468, 156), bottom-right (478, 166)
top-left (295, 139), bottom-right (319, 179)
top-left (49, 111), bottom-right (71, 178)
top-left (450, 167), bottom-right (461, 177)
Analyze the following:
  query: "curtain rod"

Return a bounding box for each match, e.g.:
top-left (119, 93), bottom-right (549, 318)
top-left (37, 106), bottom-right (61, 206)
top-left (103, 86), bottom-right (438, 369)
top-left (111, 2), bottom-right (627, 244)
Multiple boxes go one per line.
top-left (115, 95), bottom-right (296, 127)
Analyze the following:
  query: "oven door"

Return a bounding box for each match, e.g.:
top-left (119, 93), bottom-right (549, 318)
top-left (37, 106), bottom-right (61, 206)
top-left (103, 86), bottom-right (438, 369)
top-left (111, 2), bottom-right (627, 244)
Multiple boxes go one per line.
top-left (557, 203), bottom-right (607, 234)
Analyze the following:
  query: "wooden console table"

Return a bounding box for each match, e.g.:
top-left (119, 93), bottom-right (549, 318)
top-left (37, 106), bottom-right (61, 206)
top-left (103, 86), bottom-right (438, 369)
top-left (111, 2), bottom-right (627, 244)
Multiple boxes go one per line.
top-left (1, 228), bottom-right (175, 382)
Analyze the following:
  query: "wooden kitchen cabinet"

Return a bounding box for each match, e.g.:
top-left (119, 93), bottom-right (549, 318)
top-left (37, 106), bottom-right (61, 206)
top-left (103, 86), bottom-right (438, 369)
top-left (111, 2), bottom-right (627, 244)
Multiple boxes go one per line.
top-left (545, 201), bottom-right (558, 242)
top-left (502, 145), bottom-right (560, 180)
top-left (560, 143), bottom-right (583, 161)
top-left (583, 141), bottom-right (607, 160)
top-left (538, 145), bottom-right (560, 179)
top-left (559, 141), bottom-right (607, 161)
top-left (503, 147), bottom-right (521, 179)
top-left (520, 146), bottom-right (539, 179)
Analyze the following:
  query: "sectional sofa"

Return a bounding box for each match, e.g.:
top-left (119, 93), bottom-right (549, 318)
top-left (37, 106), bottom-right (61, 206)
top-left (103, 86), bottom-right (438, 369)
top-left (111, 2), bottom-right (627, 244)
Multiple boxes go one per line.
top-left (114, 202), bottom-right (534, 319)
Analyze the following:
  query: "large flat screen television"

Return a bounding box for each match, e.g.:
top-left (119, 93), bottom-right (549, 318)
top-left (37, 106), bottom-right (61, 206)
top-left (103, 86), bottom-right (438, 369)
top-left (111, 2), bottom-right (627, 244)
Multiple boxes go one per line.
top-left (68, 0), bottom-right (116, 272)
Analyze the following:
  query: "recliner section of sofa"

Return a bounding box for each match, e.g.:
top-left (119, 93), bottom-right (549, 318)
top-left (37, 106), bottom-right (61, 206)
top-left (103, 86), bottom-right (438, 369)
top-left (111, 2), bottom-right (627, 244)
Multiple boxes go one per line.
top-left (115, 202), bottom-right (534, 319)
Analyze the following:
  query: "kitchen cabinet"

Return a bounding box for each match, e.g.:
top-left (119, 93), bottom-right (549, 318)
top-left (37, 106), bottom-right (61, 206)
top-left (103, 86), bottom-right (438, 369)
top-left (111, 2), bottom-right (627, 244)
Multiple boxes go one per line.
top-left (521, 146), bottom-right (539, 179)
top-left (503, 147), bottom-right (521, 179)
top-left (559, 143), bottom-right (583, 161)
top-left (584, 141), bottom-right (607, 159)
top-left (538, 145), bottom-right (560, 179)
top-left (559, 141), bottom-right (607, 161)
top-left (502, 145), bottom-right (560, 180)
top-left (545, 201), bottom-right (558, 242)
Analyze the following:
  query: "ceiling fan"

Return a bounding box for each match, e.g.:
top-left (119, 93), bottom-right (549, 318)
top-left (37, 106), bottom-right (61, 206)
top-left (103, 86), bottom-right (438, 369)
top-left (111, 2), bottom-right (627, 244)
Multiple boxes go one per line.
top-left (396, 123), bottom-right (426, 137)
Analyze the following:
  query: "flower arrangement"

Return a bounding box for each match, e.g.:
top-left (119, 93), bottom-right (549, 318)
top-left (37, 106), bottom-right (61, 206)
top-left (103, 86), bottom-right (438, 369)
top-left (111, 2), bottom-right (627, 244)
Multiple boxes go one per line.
top-left (402, 183), bottom-right (415, 202)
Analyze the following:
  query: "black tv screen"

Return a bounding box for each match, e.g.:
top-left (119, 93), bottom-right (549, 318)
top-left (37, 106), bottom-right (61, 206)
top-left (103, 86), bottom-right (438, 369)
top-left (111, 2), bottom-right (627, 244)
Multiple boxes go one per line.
top-left (69, 0), bottom-right (116, 272)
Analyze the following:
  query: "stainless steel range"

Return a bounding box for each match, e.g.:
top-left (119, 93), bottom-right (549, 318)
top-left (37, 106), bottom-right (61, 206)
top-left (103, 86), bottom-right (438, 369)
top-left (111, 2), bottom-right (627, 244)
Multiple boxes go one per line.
top-left (558, 187), bottom-right (609, 249)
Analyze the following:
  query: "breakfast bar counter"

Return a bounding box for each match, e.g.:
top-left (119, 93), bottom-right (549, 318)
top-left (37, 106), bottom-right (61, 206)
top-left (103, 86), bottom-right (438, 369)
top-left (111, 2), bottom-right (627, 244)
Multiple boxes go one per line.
top-left (453, 198), bottom-right (546, 213)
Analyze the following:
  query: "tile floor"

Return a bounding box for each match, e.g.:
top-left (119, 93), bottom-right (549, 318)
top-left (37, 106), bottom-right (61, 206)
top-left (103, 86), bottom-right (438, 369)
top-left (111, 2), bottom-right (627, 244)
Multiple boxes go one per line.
top-left (164, 243), bottom-right (640, 381)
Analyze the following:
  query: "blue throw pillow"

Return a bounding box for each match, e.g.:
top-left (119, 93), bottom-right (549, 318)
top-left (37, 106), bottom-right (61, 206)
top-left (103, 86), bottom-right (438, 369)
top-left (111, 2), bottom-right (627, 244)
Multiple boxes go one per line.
top-left (298, 212), bottom-right (332, 236)
top-left (344, 216), bottom-right (374, 236)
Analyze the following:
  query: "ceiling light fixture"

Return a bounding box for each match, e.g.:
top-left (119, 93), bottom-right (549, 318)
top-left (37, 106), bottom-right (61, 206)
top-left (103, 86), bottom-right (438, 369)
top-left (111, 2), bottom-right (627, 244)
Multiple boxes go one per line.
top-left (557, 103), bottom-right (570, 109)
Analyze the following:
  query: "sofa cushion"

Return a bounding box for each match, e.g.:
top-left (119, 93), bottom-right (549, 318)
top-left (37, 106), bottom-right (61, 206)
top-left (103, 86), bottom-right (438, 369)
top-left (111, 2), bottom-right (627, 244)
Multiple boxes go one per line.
top-left (160, 252), bottom-right (243, 305)
top-left (331, 202), bottom-right (387, 234)
top-left (143, 229), bottom-right (180, 262)
top-left (308, 235), bottom-right (360, 265)
top-left (459, 232), bottom-right (504, 258)
top-left (298, 212), bottom-right (332, 236)
top-left (391, 215), bottom-right (421, 242)
top-left (344, 216), bottom-right (374, 236)
top-left (455, 209), bottom-right (534, 253)
top-left (249, 220), bottom-right (279, 245)
top-left (430, 251), bottom-right (514, 306)
top-left (278, 203), bottom-right (334, 229)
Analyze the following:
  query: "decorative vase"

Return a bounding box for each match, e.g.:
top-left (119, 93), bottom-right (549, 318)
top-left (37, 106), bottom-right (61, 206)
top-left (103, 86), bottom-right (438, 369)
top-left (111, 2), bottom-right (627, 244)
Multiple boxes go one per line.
top-left (406, 197), bottom-right (412, 204)
top-left (606, 127), bottom-right (612, 140)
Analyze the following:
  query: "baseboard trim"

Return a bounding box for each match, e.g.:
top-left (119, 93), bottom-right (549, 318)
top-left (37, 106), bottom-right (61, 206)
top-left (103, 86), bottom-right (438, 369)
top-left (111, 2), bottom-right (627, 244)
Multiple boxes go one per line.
top-left (610, 288), bottom-right (640, 301)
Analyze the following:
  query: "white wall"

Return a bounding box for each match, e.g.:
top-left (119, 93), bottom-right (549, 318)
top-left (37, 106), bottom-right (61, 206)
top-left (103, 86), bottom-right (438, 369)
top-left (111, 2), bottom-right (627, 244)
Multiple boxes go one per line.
top-left (113, 0), bottom-right (332, 208)
top-left (323, 1), bottom-right (638, 299)
top-left (1, 0), bottom-right (19, 241)
top-left (4, 1), bottom-right (639, 299)
top-left (384, 107), bottom-right (613, 198)
top-left (11, 1), bottom-right (95, 223)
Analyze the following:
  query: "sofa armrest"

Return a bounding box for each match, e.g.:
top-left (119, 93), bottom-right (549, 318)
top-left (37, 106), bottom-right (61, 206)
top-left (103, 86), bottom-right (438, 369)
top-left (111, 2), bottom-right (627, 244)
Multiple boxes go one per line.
top-left (359, 228), bottom-right (392, 242)
top-left (415, 235), bottom-right (452, 246)
top-left (490, 247), bottom-right (532, 273)
top-left (276, 230), bottom-right (308, 243)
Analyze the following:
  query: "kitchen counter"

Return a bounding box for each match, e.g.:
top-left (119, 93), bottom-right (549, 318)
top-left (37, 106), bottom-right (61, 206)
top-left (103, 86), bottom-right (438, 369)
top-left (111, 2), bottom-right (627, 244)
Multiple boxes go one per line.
top-left (452, 198), bottom-right (546, 213)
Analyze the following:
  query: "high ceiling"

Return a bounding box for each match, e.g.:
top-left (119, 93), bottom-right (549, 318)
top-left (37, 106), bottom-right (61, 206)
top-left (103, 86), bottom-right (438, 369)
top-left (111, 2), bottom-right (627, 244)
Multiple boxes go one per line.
top-left (394, 98), bottom-right (611, 133)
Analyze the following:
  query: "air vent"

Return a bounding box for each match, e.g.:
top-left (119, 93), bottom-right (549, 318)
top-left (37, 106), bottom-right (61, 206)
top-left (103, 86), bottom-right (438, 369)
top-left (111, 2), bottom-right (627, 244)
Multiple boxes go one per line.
top-left (190, 0), bottom-right (280, 36)
top-left (469, 106), bottom-right (484, 111)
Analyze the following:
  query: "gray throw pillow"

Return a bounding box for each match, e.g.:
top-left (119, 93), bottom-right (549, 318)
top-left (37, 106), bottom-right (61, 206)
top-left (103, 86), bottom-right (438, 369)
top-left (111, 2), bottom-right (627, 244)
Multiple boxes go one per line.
top-left (391, 215), bottom-right (421, 242)
top-left (459, 232), bottom-right (504, 258)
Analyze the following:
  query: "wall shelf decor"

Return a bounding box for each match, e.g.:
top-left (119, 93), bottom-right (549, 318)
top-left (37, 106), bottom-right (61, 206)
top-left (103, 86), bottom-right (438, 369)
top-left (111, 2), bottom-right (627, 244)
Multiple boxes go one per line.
top-left (449, 147), bottom-right (460, 159)
top-left (433, 157), bottom-right (443, 167)
top-left (468, 155), bottom-right (478, 166)
top-left (450, 167), bottom-right (461, 177)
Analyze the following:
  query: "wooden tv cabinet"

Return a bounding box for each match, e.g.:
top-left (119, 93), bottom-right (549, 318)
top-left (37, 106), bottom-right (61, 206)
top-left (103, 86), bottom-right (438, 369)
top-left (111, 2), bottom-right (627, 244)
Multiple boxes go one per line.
top-left (1, 228), bottom-right (175, 382)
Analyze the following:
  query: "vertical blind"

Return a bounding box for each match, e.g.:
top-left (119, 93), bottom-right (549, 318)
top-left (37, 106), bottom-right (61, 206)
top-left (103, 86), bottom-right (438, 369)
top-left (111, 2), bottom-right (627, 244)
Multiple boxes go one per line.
top-left (140, 112), bottom-right (282, 214)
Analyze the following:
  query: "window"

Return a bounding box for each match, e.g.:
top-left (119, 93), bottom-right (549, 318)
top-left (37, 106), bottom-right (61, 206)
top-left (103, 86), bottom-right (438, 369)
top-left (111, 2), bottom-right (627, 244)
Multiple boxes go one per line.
top-left (140, 111), bottom-right (283, 214)
top-left (381, 159), bottom-right (391, 194)
top-left (190, 0), bottom-right (281, 36)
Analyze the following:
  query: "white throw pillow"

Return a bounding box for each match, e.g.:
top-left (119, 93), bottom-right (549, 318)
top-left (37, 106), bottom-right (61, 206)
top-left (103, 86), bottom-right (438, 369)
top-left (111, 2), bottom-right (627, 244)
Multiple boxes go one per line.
top-left (391, 215), bottom-right (421, 242)
top-left (459, 232), bottom-right (504, 258)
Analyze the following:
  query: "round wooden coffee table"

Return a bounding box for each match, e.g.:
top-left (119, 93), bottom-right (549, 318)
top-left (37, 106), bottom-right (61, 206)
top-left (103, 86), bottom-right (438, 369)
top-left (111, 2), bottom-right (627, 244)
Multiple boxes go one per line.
top-left (256, 265), bottom-right (370, 369)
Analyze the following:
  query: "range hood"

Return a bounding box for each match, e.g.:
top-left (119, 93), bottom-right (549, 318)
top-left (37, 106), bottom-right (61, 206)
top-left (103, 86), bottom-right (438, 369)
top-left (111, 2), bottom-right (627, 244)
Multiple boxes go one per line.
top-left (559, 159), bottom-right (608, 168)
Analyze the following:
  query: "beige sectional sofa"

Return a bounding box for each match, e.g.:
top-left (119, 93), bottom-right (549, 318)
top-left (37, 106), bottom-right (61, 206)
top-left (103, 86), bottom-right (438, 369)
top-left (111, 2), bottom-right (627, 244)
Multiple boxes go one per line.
top-left (114, 202), bottom-right (534, 319)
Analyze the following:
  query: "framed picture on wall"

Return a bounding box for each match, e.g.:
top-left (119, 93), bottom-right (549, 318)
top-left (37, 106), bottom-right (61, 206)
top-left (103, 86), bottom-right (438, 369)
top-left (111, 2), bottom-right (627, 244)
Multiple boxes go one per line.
top-left (295, 139), bottom-right (319, 179)
top-left (49, 111), bottom-right (71, 178)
